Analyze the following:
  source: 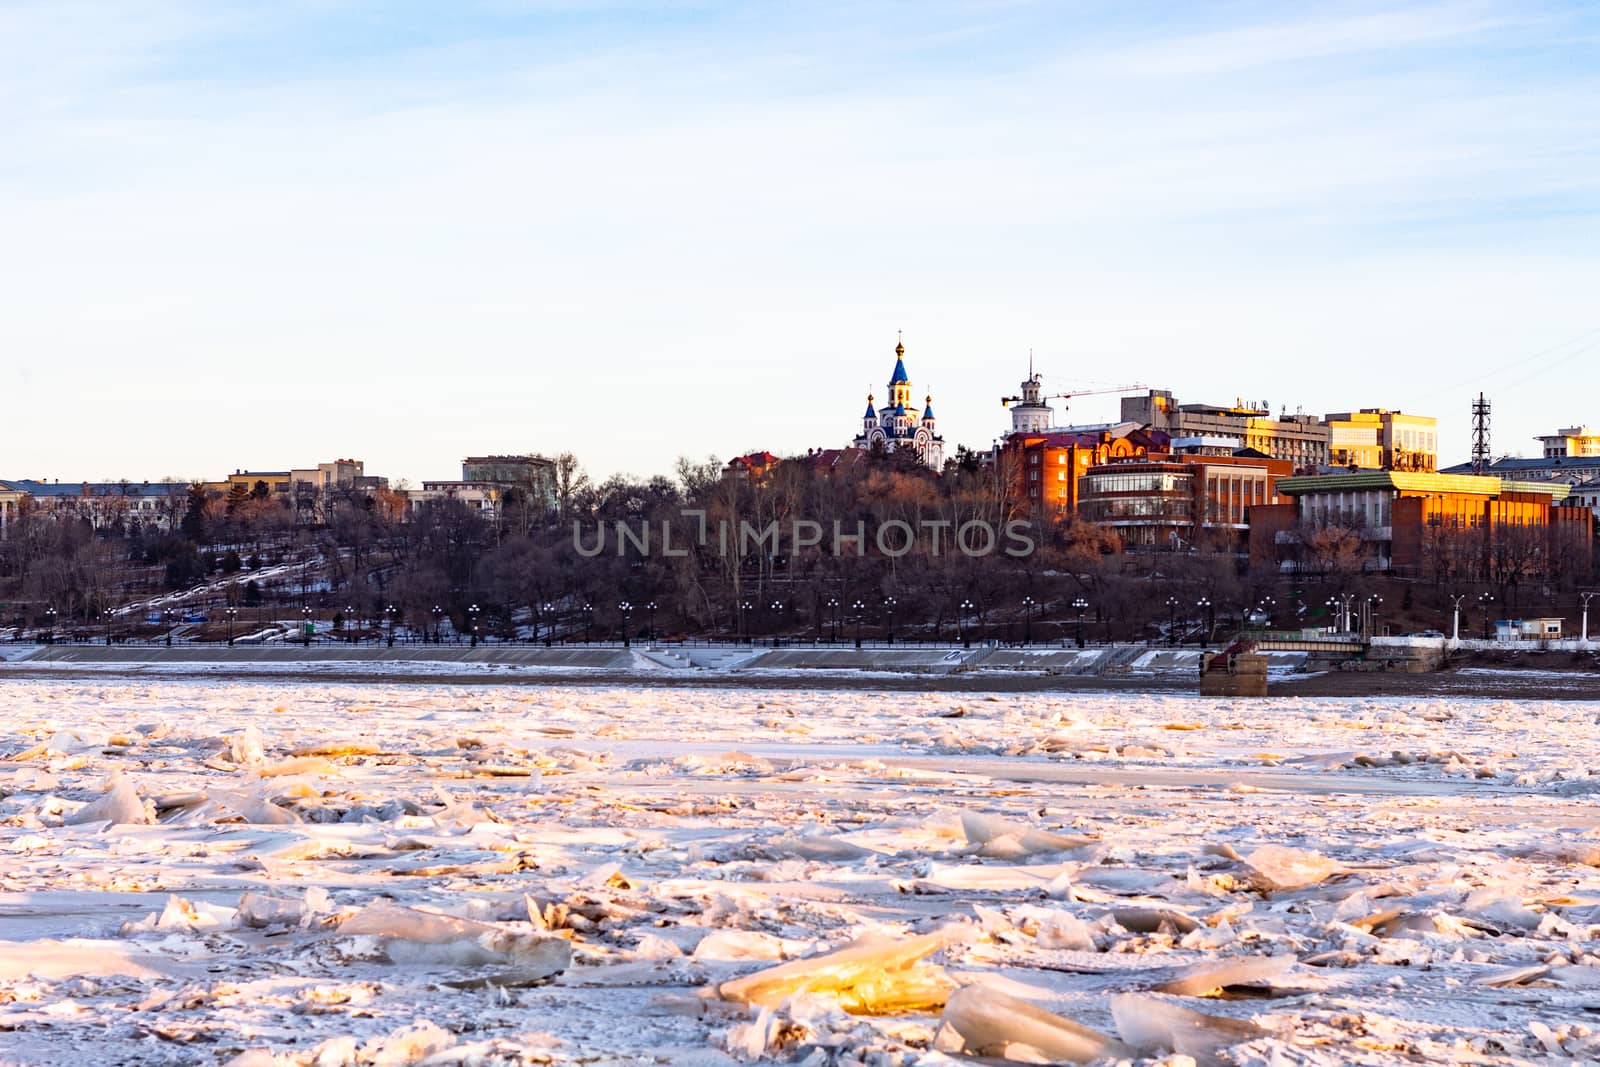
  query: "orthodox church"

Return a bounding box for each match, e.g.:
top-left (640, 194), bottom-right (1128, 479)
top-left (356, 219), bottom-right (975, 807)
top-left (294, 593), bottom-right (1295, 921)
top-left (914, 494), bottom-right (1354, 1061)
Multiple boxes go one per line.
top-left (852, 337), bottom-right (944, 470)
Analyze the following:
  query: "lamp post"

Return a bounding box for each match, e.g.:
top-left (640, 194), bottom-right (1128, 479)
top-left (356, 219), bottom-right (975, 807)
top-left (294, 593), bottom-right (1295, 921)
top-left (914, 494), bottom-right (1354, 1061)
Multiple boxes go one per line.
top-left (1021, 595), bottom-right (1036, 645)
top-left (302, 606), bottom-right (312, 647)
top-left (883, 595), bottom-right (897, 645)
top-left (432, 604), bottom-right (443, 644)
top-left (102, 606), bottom-right (113, 646)
top-left (1582, 591), bottom-right (1598, 647)
top-left (825, 596), bottom-right (839, 642)
top-left (1478, 592), bottom-right (1494, 641)
top-left (739, 599), bottom-right (753, 644)
top-left (959, 598), bottom-right (975, 648)
top-left (1072, 596), bottom-right (1088, 649)
top-left (583, 602), bottom-right (593, 644)
top-left (539, 601), bottom-right (553, 645)
top-left (385, 603), bottom-right (396, 647)
top-left (226, 606), bottom-right (238, 647)
top-left (1365, 595), bottom-right (1383, 639)
top-left (469, 602), bottom-right (481, 647)
top-left (345, 604), bottom-right (356, 645)
top-left (645, 600), bottom-right (658, 642)
top-left (618, 600), bottom-right (632, 647)
top-left (770, 599), bottom-right (785, 646)
top-left (1165, 596), bottom-right (1178, 646)
top-left (1448, 593), bottom-right (1466, 643)
top-left (852, 598), bottom-right (866, 649)
top-left (44, 605), bottom-right (56, 645)
top-left (1257, 596), bottom-right (1276, 631)
top-left (1196, 596), bottom-right (1212, 645)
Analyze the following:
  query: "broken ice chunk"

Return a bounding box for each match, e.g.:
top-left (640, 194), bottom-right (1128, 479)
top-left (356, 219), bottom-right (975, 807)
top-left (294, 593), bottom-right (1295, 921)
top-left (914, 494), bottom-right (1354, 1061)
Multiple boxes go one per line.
top-left (937, 984), bottom-right (1132, 1063)
top-left (961, 812), bottom-right (1093, 859)
top-left (765, 834), bottom-right (876, 861)
top-left (1156, 954), bottom-right (1297, 998)
top-left (1110, 993), bottom-right (1265, 1060)
top-left (338, 901), bottom-right (570, 980)
top-left (715, 928), bottom-right (960, 1014)
top-left (64, 773), bottom-right (153, 826)
top-left (1244, 845), bottom-right (1342, 891)
top-left (694, 930), bottom-right (790, 961)
top-left (1035, 911), bottom-right (1102, 952)
top-left (235, 892), bottom-right (306, 929)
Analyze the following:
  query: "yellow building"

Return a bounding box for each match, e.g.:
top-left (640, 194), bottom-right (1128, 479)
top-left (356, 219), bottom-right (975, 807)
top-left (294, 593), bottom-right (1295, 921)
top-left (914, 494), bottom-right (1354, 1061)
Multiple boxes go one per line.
top-left (1537, 426), bottom-right (1600, 459)
top-left (1323, 409), bottom-right (1437, 472)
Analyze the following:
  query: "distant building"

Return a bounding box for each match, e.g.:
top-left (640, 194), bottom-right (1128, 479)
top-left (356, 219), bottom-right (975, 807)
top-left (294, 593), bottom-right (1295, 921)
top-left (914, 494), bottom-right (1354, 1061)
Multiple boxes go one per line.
top-left (1078, 452), bottom-right (1292, 550)
top-left (1323, 409), bottom-right (1438, 472)
top-left (1249, 471), bottom-right (1592, 578)
top-left (724, 451), bottom-right (781, 483)
top-left (462, 455), bottom-right (556, 499)
top-left (1004, 368), bottom-right (1055, 436)
top-left (1004, 424), bottom-right (1158, 512)
top-left (1495, 618), bottom-right (1564, 641)
top-left (1537, 426), bottom-right (1600, 459)
top-left (414, 455), bottom-right (557, 518)
top-left (413, 481), bottom-right (503, 517)
top-left (852, 338), bottom-right (944, 470)
top-left (1439, 455), bottom-right (1600, 485)
top-left (1568, 478), bottom-right (1600, 520)
top-left (0, 479), bottom-right (191, 534)
top-left (1122, 390), bottom-right (1330, 470)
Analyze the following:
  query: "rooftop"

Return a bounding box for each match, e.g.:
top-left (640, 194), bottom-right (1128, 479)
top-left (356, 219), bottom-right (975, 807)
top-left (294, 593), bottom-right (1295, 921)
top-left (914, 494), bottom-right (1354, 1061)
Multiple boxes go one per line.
top-left (1278, 471), bottom-right (1572, 500)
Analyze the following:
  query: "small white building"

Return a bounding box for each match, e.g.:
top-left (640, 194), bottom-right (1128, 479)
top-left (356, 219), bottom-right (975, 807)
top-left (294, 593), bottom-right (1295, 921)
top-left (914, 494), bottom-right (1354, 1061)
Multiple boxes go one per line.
top-left (1494, 618), bottom-right (1564, 641)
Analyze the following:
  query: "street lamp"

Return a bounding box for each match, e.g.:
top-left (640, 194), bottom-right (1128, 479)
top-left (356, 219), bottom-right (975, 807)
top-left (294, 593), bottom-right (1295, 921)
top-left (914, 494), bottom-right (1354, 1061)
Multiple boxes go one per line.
top-left (1582, 591), bottom-right (1598, 647)
top-left (1072, 596), bottom-right (1089, 649)
top-left (583, 602), bottom-right (594, 644)
top-left (384, 603), bottom-right (396, 647)
top-left (1365, 595), bottom-right (1383, 638)
top-left (739, 599), bottom-right (753, 644)
top-left (852, 598), bottom-right (866, 648)
top-left (1257, 596), bottom-right (1276, 631)
top-left (1196, 596), bottom-right (1213, 644)
top-left (345, 604), bottom-right (357, 645)
top-left (469, 603), bottom-right (481, 647)
top-left (1165, 596), bottom-right (1178, 646)
top-left (226, 606), bottom-right (238, 647)
top-left (618, 600), bottom-right (632, 647)
top-left (825, 596), bottom-right (839, 642)
top-left (645, 600), bottom-right (658, 642)
top-left (1022, 595), bottom-right (1036, 645)
top-left (44, 605), bottom-right (56, 645)
top-left (101, 606), bottom-right (114, 646)
top-left (1478, 592), bottom-right (1495, 641)
top-left (432, 604), bottom-right (443, 644)
top-left (959, 598), bottom-right (975, 647)
top-left (883, 595), bottom-right (897, 645)
top-left (301, 605), bottom-right (313, 647)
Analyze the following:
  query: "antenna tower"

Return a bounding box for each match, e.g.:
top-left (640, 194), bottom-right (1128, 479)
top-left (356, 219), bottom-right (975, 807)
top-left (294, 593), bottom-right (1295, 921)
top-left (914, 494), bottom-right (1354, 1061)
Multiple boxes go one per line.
top-left (1470, 393), bottom-right (1491, 476)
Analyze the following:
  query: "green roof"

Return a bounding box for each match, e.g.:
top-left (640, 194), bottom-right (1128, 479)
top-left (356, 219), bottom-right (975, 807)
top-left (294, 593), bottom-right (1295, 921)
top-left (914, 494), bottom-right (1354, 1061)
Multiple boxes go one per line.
top-left (1277, 471), bottom-right (1570, 500)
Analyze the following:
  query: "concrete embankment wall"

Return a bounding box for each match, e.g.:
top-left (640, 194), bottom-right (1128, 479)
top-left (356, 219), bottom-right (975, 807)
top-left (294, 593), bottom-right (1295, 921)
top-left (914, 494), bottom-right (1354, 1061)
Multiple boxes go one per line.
top-left (19, 646), bottom-right (645, 669)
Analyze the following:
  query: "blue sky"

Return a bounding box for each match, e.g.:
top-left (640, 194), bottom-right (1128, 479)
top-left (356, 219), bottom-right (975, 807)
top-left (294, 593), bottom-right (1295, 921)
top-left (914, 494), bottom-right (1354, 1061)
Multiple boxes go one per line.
top-left (2, 0), bottom-right (1597, 484)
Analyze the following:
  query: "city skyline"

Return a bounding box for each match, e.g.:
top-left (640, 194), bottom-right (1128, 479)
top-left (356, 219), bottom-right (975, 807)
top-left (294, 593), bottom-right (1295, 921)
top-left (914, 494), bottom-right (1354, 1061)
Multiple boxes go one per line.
top-left (4, 1), bottom-right (1598, 484)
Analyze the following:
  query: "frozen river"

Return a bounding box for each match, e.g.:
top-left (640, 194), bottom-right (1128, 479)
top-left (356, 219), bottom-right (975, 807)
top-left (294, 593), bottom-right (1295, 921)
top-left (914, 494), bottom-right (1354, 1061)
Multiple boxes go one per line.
top-left (3, 678), bottom-right (1600, 1065)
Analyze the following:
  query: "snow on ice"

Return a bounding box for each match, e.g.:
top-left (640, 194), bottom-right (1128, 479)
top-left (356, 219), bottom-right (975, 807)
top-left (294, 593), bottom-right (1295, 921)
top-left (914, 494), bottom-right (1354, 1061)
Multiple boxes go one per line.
top-left (2, 679), bottom-right (1600, 1064)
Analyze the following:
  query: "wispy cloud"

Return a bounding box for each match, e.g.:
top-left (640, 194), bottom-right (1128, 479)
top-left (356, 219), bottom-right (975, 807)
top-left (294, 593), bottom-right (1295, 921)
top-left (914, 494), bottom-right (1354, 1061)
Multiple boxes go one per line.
top-left (0, 1), bottom-right (1597, 479)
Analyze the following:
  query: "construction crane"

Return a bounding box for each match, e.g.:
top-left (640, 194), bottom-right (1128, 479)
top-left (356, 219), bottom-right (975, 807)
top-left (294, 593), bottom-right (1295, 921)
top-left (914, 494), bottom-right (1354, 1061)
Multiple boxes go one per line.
top-left (1000, 382), bottom-right (1146, 408)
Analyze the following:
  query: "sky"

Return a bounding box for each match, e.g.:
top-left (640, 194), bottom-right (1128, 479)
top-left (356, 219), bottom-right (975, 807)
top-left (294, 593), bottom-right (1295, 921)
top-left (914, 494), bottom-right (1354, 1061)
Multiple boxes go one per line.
top-left (2, 0), bottom-right (1598, 486)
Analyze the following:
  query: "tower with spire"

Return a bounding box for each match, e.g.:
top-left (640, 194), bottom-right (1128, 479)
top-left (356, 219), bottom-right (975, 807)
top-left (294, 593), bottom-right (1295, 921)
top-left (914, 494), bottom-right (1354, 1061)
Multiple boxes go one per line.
top-left (851, 335), bottom-right (944, 469)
